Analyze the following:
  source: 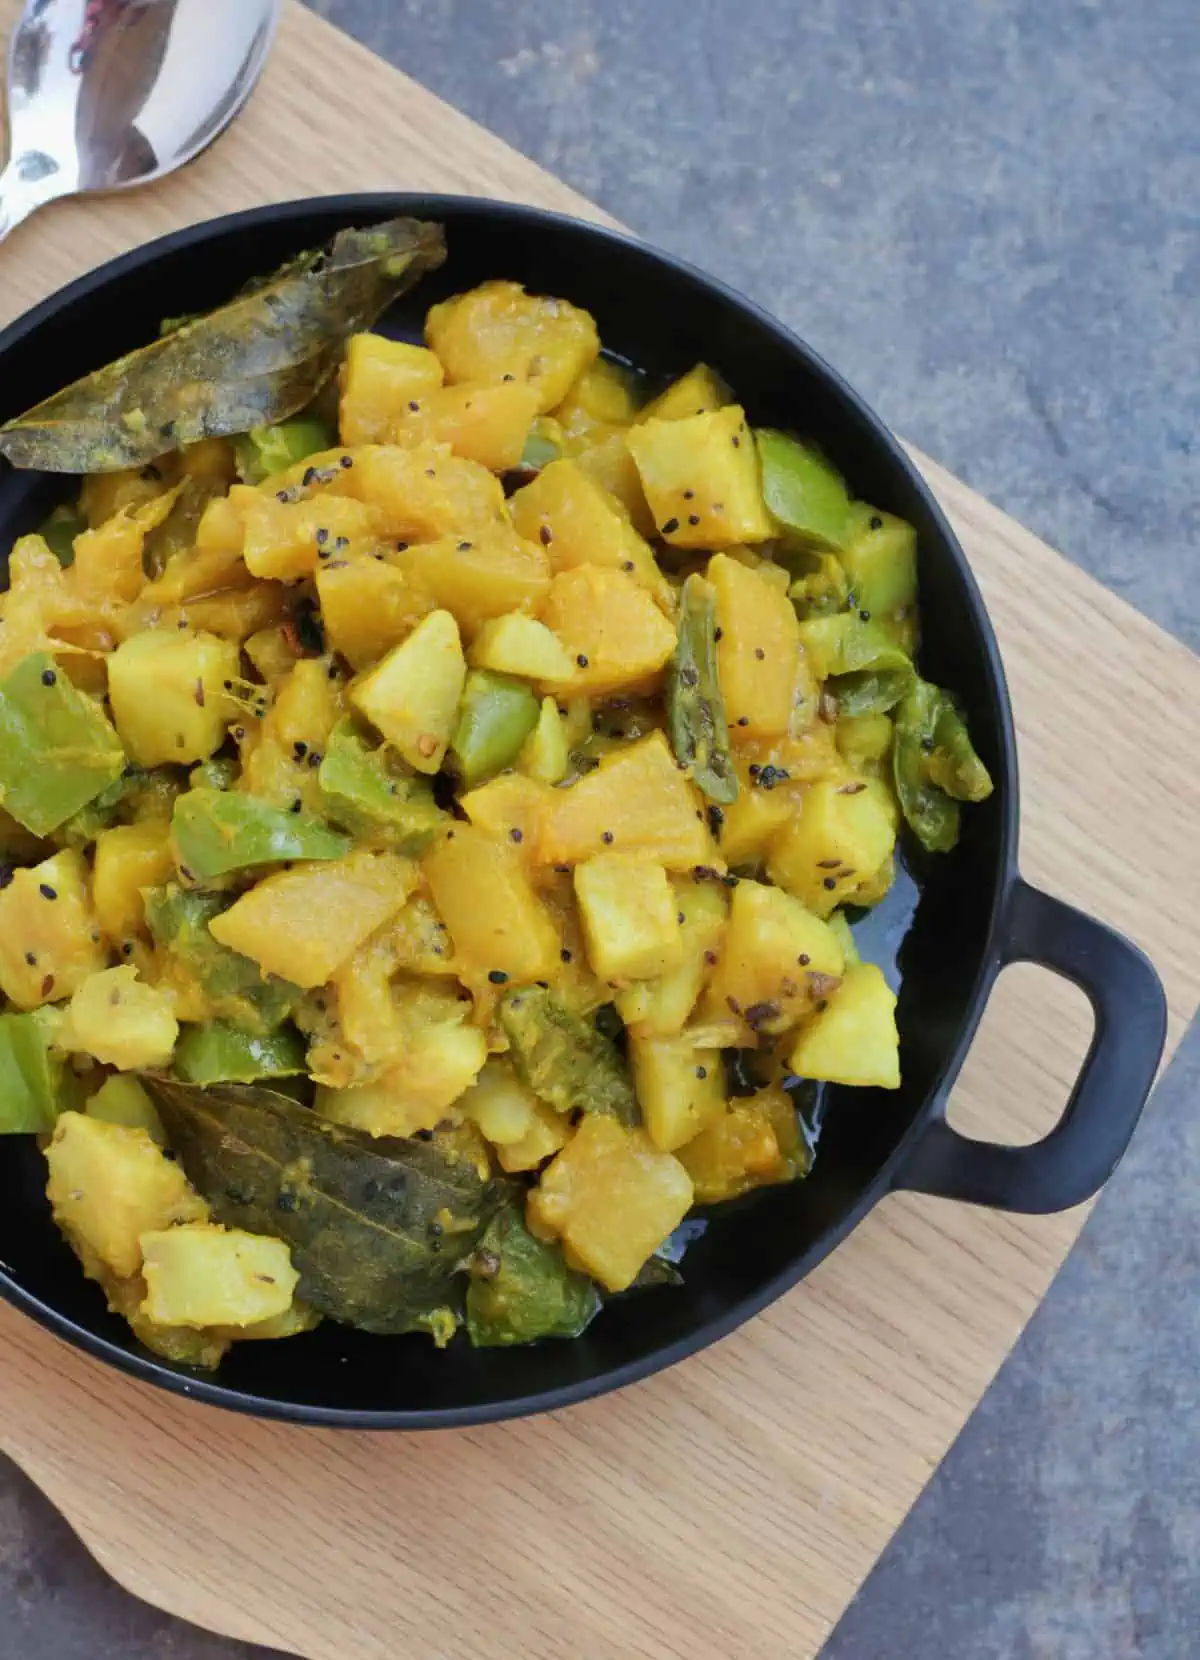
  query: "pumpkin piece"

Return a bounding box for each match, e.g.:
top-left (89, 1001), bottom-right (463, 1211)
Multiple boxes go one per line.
top-left (80, 464), bottom-right (175, 529)
top-left (569, 431), bottom-right (656, 537)
top-left (574, 853), bottom-right (683, 983)
top-left (458, 772), bottom-right (554, 857)
top-left (838, 504), bottom-right (919, 632)
top-left (676, 1096), bottom-right (793, 1204)
top-left (350, 609), bottom-right (466, 775)
top-left (92, 822), bottom-right (174, 944)
top-left (616, 876), bottom-right (727, 1036)
top-left (835, 711), bottom-right (893, 772)
top-left (0, 848), bottom-right (106, 1010)
top-left (140, 1223), bottom-right (298, 1329)
top-left (238, 657), bottom-right (345, 812)
top-left (426, 280), bottom-right (600, 412)
top-left (496, 1094), bottom-right (573, 1172)
top-left (553, 358), bottom-right (642, 438)
top-left (156, 583), bottom-right (288, 645)
top-left (628, 406), bottom-right (773, 546)
top-left (469, 612), bottom-right (578, 683)
top-left (71, 509), bottom-right (149, 603)
top-left (706, 552), bottom-right (803, 740)
top-left (508, 459), bottom-right (671, 609)
top-left (389, 526), bottom-right (551, 640)
top-left (699, 878), bottom-right (844, 1041)
top-left (527, 1114), bottom-right (693, 1292)
top-left (316, 554), bottom-right (432, 670)
top-left (347, 444), bottom-right (508, 542)
top-left (518, 696), bottom-right (570, 785)
top-left (423, 823), bottom-right (559, 983)
top-left (788, 962), bottom-right (900, 1089)
top-left (629, 1032), bottom-right (727, 1152)
top-left (194, 486), bottom-right (256, 555)
top-left (458, 1058), bottom-right (543, 1147)
top-left (242, 493), bottom-right (382, 582)
top-left (339, 334), bottom-right (445, 446)
top-left (536, 731), bottom-right (716, 870)
top-left (208, 849), bottom-right (415, 988)
top-left (635, 363), bottom-right (731, 424)
top-left (244, 624), bottom-right (303, 687)
top-left (64, 966), bottom-right (179, 1070)
top-left (387, 380), bottom-right (540, 471)
top-left (108, 629), bottom-right (239, 767)
top-left (767, 778), bottom-right (897, 917)
top-left (45, 1112), bottom-right (207, 1280)
top-left (539, 565), bottom-right (676, 699)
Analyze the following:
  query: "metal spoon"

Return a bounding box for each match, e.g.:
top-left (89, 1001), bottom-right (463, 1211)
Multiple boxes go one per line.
top-left (0, 0), bottom-right (279, 241)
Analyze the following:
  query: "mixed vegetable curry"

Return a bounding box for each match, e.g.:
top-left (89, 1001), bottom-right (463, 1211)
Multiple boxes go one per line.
top-left (0, 218), bottom-right (992, 1365)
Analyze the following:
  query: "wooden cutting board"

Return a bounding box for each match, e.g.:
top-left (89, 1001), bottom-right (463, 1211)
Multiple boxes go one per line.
top-left (0, 5), bottom-right (1196, 1657)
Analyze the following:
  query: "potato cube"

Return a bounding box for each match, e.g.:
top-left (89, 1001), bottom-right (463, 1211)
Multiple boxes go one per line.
top-left (390, 527), bottom-right (551, 640)
top-left (387, 380), bottom-right (540, 471)
top-left (508, 459), bottom-right (671, 608)
top-left (537, 731), bottom-right (716, 870)
top-left (458, 1059), bottom-right (542, 1146)
top-left (574, 853), bottom-right (682, 982)
top-left (699, 878), bottom-right (844, 1040)
top-left (140, 1223), bottom-right (298, 1329)
top-left (65, 966), bottom-right (179, 1071)
top-left (424, 823), bottom-right (559, 982)
top-left (243, 493), bottom-right (381, 581)
top-left (497, 1097), bottom-right (573, 1172)
top-left (630, 1033), bottom-right (726, 1151)
top-left (518, 697), bottom-right (570, 785)
top-left (317, 1022), bottom-right (488, 1136)
top-left (209, 848), bottom-right (415, 987)
top-left (346, 445), bottom-right (509, 542)
top-left (316, 555), bottom-right (432, 670)
top-left (108, 629), bottom-right (240, 767)
top-left (0, 848), bottom-right (107, 1010)
top-left (714, 767), bottom-right (798, 868)
top-left (554, 358), bottom-right (642, 436)
top-left (767, 778), bottom-right (897, 916)
top-left (458, 773), bottom-right (553, 858)
top-left (92, 821), bottom-right (174, 944)
top-left (340, 334), bottom-right (445, 446)
top-left (788, 962), bottom-right (900, 1089)
top-left (571, 431), bottom-right (657, 537)
top-left (426, 280), bottom-right (600, 411)
top-left (350, 608), bottom-right (466, 774)
top-left (539, 565), bottom-right (676, 698)
top-left (469, 612), bottom-right (578, 683)
top-left (627, 406), bottom-right (773, 546)
top-left (45, 1113), bottom-right (207, 1279)
top-left (616, 876), bottom-right (728, 1036)
top-left (635, 363), bottom-right (730, 423)
top-left (707, 552), bottom-right (803, 739)
top-left (527, 1113), bottom-right (693, 1291)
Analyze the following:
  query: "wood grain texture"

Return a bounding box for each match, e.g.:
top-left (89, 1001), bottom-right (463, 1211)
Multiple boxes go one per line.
top-left (0, 4), bottom-right (1196, 1658)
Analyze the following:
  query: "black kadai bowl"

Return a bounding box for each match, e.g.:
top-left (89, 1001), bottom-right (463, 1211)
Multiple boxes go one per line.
top-left (0, 196), bottom-right (1168, 1428)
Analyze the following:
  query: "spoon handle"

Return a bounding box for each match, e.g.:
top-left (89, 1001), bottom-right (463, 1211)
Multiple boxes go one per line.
top-left (0, 157), bottom-right (71, 242)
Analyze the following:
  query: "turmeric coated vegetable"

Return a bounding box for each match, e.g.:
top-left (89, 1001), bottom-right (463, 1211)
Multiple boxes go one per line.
top-left (0, 219), bottom-right (992, 1365)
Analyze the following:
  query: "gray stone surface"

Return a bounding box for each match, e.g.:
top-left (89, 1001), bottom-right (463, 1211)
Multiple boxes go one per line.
top-left (1, 1), bottom-right (1196, 1657)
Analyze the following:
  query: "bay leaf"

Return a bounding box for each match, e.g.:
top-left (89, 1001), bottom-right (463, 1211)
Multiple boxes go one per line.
top-left (144, 1079), bottom-right (497, 1335)
top-left (0, 217), bottom-right (447, 473)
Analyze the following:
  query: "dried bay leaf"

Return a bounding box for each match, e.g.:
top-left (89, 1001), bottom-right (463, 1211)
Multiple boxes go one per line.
top-left (144, 1079), bottom-right (496, 1335)
top-left (0, 217), bottom-right (447, 473)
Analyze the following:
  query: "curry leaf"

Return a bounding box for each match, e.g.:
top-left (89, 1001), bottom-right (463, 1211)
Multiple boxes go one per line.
top-left (144, 1079), bottom-right (497, 1335)
top-left (0, 217), bottom-right (447, 473)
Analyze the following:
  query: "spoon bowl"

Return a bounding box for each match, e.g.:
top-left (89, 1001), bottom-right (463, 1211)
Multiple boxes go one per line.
top-left (0, 0), bottom-right (279, 239)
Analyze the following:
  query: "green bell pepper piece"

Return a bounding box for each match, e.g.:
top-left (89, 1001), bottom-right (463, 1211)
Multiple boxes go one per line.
top-left (144, 885), bottom-right (299, 1036)
top-left (500, 986), bottom-right (638, 1127)
top-left (0, 1009), bottom-right (69, 1133)
top-left (450, 670), bottom-right (540, 788)
top-left (171, 788), bottom-right (350, 880)
top-left (786, 551), bottom-right (850, 619)
top-left (666, 574), bottom-right (738, 804)
top-left (317, 718), bottom-right (447, 852)
top-left (233, 417), bottom-right (335, 485)
top-left (38, 501), bottom-right (87, 566)
top-left (757, 429), bottom-right (852, 549)
top-left (0, 652), bottom-right (126, 836)
top-left (189, 756), bottom-right (239, 792)
top-left (797, 613), bottom-right (915, 716)
top-left (172, 1020), bottom-right (307, 1086)
top-left (466, 1204), bottom-right (600, 1347)
top-left (85, 1074), bottom-right (166, 1142)
top-left (518, 417), bottom-right (562, 472)
top-left (893, 679), bottom-right (993, 853)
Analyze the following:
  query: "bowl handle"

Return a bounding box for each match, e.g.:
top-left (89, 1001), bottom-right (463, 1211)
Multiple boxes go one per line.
top-left (895, 877), bottom-right (1167, 1214)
